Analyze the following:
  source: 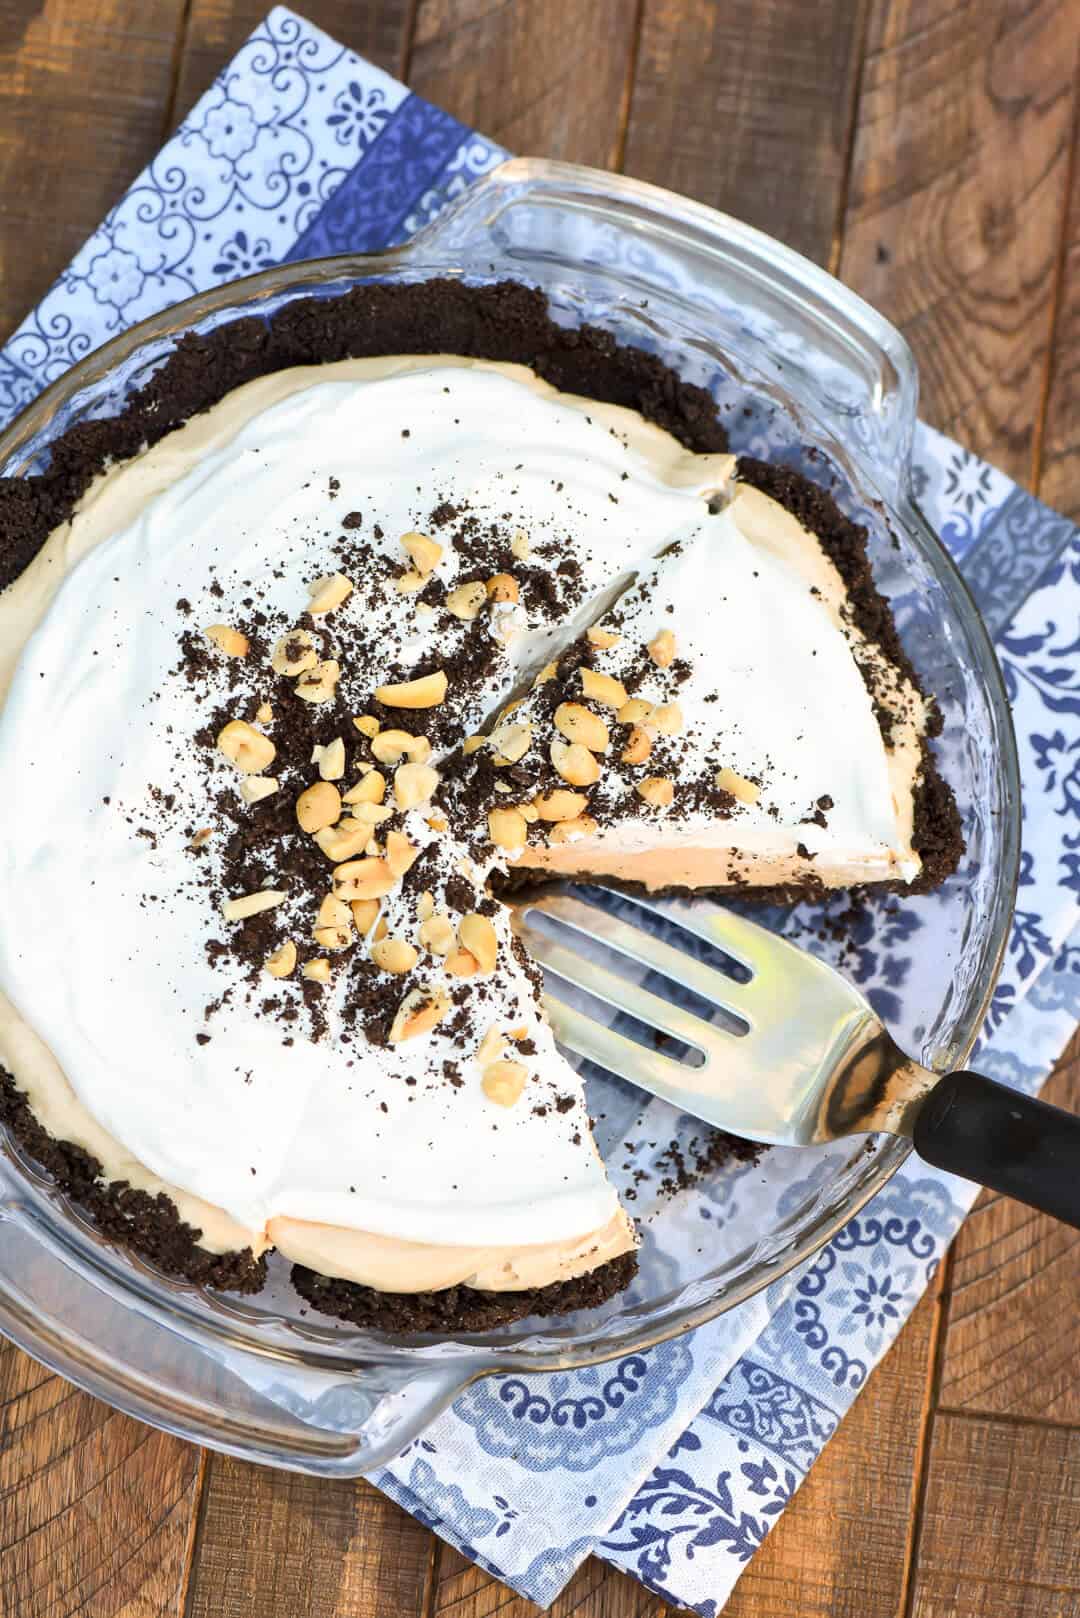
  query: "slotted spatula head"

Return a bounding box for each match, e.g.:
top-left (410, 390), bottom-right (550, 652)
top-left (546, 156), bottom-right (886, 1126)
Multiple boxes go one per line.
top-left (509, 888), bottom-right (937, 1147)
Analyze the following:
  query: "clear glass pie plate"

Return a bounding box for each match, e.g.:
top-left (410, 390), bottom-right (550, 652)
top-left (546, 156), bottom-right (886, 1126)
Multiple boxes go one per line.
top-left (0, 159), bottom-right (1019, 1473)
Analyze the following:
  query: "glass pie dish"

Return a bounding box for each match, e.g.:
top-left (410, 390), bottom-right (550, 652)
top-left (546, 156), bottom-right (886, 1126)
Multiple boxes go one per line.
top-left (0, 158), bottom-right (1019, 1473)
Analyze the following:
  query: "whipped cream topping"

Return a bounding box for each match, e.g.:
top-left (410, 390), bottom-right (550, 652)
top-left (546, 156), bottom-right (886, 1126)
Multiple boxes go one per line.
top-left (0, 359), bottom-right (734, 1271)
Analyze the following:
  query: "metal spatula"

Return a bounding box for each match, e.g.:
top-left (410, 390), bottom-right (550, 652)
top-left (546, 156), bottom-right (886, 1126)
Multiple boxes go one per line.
top-left (510, 890), bottom-right (1080, 1230)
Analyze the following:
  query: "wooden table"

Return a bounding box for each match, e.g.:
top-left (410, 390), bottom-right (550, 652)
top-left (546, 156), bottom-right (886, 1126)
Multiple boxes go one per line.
top-left (1, 2), bottom-right (1078, 1614)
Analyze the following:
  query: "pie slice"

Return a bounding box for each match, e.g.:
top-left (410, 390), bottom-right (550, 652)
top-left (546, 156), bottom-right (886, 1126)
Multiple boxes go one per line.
top-left (452, 463), bottom-right (960, 899)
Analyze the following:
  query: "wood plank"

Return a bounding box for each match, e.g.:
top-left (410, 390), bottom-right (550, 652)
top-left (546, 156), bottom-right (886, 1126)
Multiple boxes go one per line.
top-left (172, 1), bottom-right (414, 124)
top-left (1038, 71), bottom-right (1080, 520)
top-left (837, 0), bottom-right (1078, 485)
top-left (717, 1283), bottom-right (942, 1618)
top-left (622, 0), bottom-right (869, 265)
top-left (938, 1033), bottom-right (1080, 1425)
top-left (408, 0), bottom-right (641, 168)
top-left (0, 0), bottom-right (186, 343)
top-left (909, 1411), bottom-right (1080, 1618)
top-left (184, 1457), bottom-right (436, 1618)
top-left (432, 1542), bottom-right (664, 1617)
top-left (0, 1339), bottom-right (200, 1618)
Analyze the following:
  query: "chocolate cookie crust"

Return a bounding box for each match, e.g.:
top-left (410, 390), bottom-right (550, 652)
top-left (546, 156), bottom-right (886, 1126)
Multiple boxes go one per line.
top-left (0, 1067), bottom-right (266, 1292)
top-left (291, 1251), bottom-right (639, 1332)
top-left (0, 279), bottom-right (727, 593)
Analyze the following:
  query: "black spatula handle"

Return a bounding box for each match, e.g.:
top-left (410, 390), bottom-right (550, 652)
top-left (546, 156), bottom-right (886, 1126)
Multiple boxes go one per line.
top-left (912, 1070), bottom-right (1080, 1229)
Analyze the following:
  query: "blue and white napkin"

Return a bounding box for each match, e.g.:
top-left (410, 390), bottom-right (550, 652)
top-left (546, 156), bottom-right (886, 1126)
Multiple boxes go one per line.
top-left (1, 11), bottom-right (1076, 1613)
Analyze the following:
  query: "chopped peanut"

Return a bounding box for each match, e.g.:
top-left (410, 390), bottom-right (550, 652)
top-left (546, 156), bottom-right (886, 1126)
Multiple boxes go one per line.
top-left (550, 738), bottom-right (601, 787)
top-left (445, 581), bottom-right (487, 621)
top-left (648, 628), bottom-right (676, 667)
top-left (371, 936), bottom-right (419, 975)
top-left (343, 769), bottom-right (386, 806)
top-left (617, 698), bottom-right (656, 726)
top-left (549, 815), bottom-right (599, 844)
top-left (350, 898), bottom-right (380, 935)
top-left (481, 1060), bottom-right (527, 1107)
top-left (302, 957), bottom-right (332, 983)
top-left (222, 889), bottom-right (287, 922)
top-left (714, 766), bottom-right (761, 805)
top-left (554, 702), bottom-right (609, 754)
top-left (217, 720), bottom-right (276, 774)
top-left (264, 940), bottom-right (297, 978)
top-left (416, 890), bottom-right (435, 923)
top-left (255, 702), bottom-right (273, 725)
top-left (333, 857), bottom-right (397, 901)
top-left (400, 531), bottom-right (442, 574)
top-left (488, 806), bottom-right (528, 852)
top-left (385, 829), bottom-right (419, 877)
top-left (295, 780), bottom-right (341, 834)
top-left (511, 528), bottom-right (531, 560)
top-left (375, 671), bottom-right (447, 709)
top-left (533, 788), bottom-right (590, 822)
top-left (371, 728), bottom-right (431, 765)
top-left (652, 702), bottom-right (684, 736)
top-left (204, 623), bottom-right (249, 658)
top-left (353, 714), bottom-right (381, 738)
top-left (476, 1025), bottom-right (508, 1067)
top-left (388, 989), bottom-right (450, 1043)
top-left (444, 948), bottom-right (479, 978)
top-left (621, 726), bottom-right (652, 765)
top-left (636, 776), bottom-right (675, 808)
top-left (490, 719), bottom-right (532, 765)
top-left (315, 894), bottom-right (352, 933)
top-left (459, 913), bottom-right (498, 975)
top-left (295, 659), bottom-right (341, 704)
top-left (580, 668), bottom-right (628, 709)
top-left (238, 775), bottom-right (280, 805)
top-left (314, 736), bottom-right (346, 780)
top-left (307, 572), bottom-right (353, 614)
top-left (486, 573), bottom-right (519, 603)
top-left (271, 629), bottom-right (317, 677)
top-left (313, 818), bottom-right (372, 862)
top-left (586, 626), bottom-right (621, 649)
top-left (419, 913), bottom-right (456, 956)
top-left (395, 569), bottom-right (426, 595)
top-left (393, 761), bottom-right (439, 810)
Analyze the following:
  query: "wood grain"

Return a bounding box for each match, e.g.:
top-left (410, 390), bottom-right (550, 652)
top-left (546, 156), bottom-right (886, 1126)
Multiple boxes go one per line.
top-left (0, 0), bottom-right (185, 343)
top-left (408, 0), bottom-right (641, 169)
top-left (938, 1033), bottom-right (1080, 1425)
top-left (717, 1284), bottom-right (943, 1618)
top-left (432, 1540), bottom-right (664, 1617)
top-left (908, 1412), bottom-right (1080, 1618)
top-left (0, 1339), bottom-right (199, 1618)
top-left (838, 0), bottom-right (1080, 485)
top-left (622, 0), bottom-right (869, 265)
top-left (1038, 75), bottom-right (1080, 519)
top-left (183, 1459), bottom-right (436, 1618)
top-left (172, 0), bottom-right (414, 126)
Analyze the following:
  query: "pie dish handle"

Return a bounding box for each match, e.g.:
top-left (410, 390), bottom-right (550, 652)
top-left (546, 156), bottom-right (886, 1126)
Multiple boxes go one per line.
top-left (0, 1193), bottom-right (489, 1475)
top-left (411, 156), bottom-right (921, 504)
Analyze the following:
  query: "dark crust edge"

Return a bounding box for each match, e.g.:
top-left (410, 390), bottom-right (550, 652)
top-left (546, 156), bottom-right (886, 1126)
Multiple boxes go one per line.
top-left (0, 278), bottom-right (726, 1318)
top-left (0, 278), bottom-right (727, 592)
top-left (291, 1250), bottom-right (639, 1332)
top-left (0, 1066), bottom-right (266, 1292)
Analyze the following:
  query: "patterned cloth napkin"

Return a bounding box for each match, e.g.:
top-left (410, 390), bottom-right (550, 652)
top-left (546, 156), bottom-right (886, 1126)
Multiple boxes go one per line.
top-left (2, 11), bottom-right (1077, 1612)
